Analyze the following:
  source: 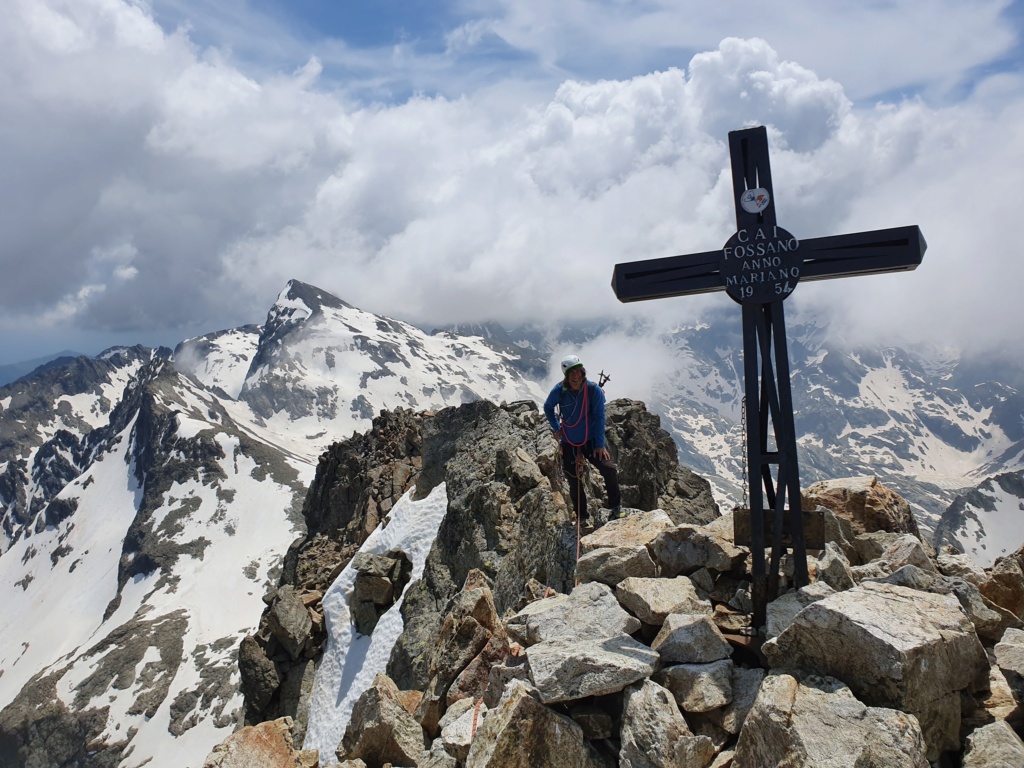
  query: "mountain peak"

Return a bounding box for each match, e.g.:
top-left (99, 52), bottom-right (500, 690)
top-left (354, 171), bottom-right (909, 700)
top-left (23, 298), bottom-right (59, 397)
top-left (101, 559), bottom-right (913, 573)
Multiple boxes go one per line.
top-left (274, 280), bottom-right (351, 319)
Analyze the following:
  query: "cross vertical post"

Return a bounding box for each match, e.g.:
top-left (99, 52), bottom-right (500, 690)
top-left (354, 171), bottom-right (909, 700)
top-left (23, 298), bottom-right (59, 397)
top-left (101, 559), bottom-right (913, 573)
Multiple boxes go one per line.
top-left (728, 127), bottom-right (808, 626)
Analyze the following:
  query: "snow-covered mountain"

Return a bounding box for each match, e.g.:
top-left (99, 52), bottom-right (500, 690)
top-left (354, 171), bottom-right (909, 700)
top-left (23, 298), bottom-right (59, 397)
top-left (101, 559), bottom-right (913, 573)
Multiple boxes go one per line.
top-left (638, 312), bottom-right (1024, 544)
top-left (0, 280), bottom-right (544, 767)
top-left (934, 469), bottom-right (1024, 567)
top-left (0, 278), bottom-right (1021, 766)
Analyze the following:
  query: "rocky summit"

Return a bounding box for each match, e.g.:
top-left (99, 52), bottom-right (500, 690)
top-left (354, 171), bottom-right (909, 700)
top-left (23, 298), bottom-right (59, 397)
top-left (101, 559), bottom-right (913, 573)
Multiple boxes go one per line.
top-left (1, 279), bottom-right (1022, 767)
top-left (211, 397), bottom-right (1024, 768)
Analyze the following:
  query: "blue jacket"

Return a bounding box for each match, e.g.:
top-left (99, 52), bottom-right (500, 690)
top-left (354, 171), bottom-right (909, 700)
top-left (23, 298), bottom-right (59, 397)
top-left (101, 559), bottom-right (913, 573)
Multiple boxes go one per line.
top-left (543, 379), bottom-right (607, 449)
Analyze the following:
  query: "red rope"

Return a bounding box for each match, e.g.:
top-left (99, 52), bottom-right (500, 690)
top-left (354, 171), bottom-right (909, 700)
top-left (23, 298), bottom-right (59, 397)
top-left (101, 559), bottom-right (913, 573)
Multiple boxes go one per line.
top-left (560, 381), bottom-right (590, 587)
top-left (471, 697), bottom-right (484, 738)
top-left (574, 449), bottom-right (584, 587)
top-left (559, 382), bottom-right (589, 447)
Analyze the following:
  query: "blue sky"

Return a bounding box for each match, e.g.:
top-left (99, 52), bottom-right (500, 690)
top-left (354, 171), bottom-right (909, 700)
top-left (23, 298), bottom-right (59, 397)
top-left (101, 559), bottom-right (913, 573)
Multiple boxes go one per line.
top-left (1, 0), bottom-right (1023, 364)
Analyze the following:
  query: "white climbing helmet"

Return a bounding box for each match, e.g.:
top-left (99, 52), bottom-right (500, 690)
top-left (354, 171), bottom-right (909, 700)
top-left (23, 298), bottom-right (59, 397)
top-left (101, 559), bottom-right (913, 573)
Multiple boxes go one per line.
top-left (560, 354), bottom-right (583, 375)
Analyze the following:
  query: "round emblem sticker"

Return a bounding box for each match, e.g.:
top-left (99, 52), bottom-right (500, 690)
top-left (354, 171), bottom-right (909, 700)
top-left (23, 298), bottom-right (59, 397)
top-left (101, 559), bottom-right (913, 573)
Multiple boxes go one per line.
top-left (740, 187), bottom-right (771, 214)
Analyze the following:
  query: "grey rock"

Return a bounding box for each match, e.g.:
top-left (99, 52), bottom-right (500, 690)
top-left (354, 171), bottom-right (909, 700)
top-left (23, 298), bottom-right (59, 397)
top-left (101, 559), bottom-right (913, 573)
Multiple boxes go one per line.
top-left (733, 673), bottom-right (928, 768)
top-left (651, 525), bottom-right (746, 578)
top-left (604, 400), bottom-right (720, 525)
top-left (619, 679), bottom-right (716, 768)
top-left (653, 659), bottom-right (734, 713)
top-left (525, 633), bottom-right (659, 704)
top-left (763, 581), bottom-right (988, 760)
top-left (576, 544), bottom-right (658, 586)
top-left (962, 720), bottom-right (1024, 768)
top-left (505, 580), bottom-right (641, 647)
top-left (764, 582), bottom-right (835, 640)
top-left (439, 699), bottom-right (487, 763)
top-left (568, 702), bottom-right (615, 740)
top-left (579, 509), bottom-right (675, 554)
top-left (853, 531), bottom-right (904, 565)
top-left (420, 740), bottom-right (460, 768)
top-left (936, 550), bottom-right (987, 585)
top-left (464, 679), bottom-right (590, 767)
top-left (266, 586), bottom-right (313, 661)
top-left (712, 666), bottom-right (766, 735)
top-left (866, 564), bottom-right (1019, 643)
top-left (338, 673), bottom-right (427, 767)
top-left (651, 613), bottom-right (732, 664)
top-left (994, 627), bottom-right (1024, 703)
top-left (616, 575), bottom-right (713, 626)
top-left (237, 634), bottom-right (280, 714)
top-left (816, 541), bottom-right (855, 591)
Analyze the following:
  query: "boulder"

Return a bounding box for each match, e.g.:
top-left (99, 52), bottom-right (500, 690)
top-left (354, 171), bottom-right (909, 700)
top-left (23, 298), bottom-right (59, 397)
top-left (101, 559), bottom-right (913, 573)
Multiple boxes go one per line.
top-left (710, 666), bottom-right (765, 735)
top-left (653, 659), bottom-right (733, 713)
top-left (494, 446), bottom-right (545, 500)
top-left (416, 572), bottom-right (506, 735)
top-left (504, 581), bottom-right (640, 647)
top-left (980, 550), bottom-right (1024, 621)
top-left (763, 581), bottom-right (988, 760)
top-left (619, 680), bottom-right (716, 768)
top-left (604, 399), bottom-right (720, 525)
top-left (819, 505), bottom-right (857, 563)
top-left (579, 509), bottom-right (675, 554)
top-left (202, 717), bottom-right (318, 768)
top-left (464, 679), bottom-right (590, 768)
top-left (650, 525), bottom-right (746, 577)
top-left (964, 655), bottom-right (1021, 733)
top-left (482, 655), bottom-right (531, 709)
top-left (816, 542), bottom-right (855, 591)
top-left (525, 633), bottom-right (659, 704)
top-left (616, 576), bottom-right (713, 626)
top-left (265, 586), bottom-right (313, 661)
top-left (338, 673), bottom-right (426, 767)
top-left (350, 549), bottom-right (413, 635)
top-left (764, 582), bottom-right (835, 640)
top-left (936, 550), bottom-right (987, 585)
top-left (732, 674), bottom-right (928, 768)
top-left (802, 476), bottom-right (920, 538)
top-left (852, 531), bottom-right (904, 565)
top-left (866, 564), bottom-right (1018, 643)
top-left (238, 634), bottom-right (280, 712)
top-left (962, 720), bottom-right (1024, 768)
top-left (651, 614), bottom-right (732, 665)
top-left (420, 741), bottom-right (459, 768)
top-left (994, 627), bottom-right (1024, 704)
top-left (878, 535), bottom-right (937, 574)
top-left (439, 698), bottom-right (487, 763)
top-left (576, 544), bottom-right (658, 585)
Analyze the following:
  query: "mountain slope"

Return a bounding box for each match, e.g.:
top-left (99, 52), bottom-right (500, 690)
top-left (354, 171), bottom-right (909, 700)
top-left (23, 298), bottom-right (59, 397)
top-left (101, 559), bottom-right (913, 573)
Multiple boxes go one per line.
top-left (0, 280), bottom-right (550, 767)
top-left (641, 314), bottom-right (1024, 544)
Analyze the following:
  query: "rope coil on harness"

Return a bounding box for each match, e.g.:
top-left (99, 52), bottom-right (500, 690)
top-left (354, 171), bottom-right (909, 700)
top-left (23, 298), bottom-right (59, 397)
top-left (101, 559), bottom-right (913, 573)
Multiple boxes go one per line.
top-left (559, 383), bottom-right (589, 447)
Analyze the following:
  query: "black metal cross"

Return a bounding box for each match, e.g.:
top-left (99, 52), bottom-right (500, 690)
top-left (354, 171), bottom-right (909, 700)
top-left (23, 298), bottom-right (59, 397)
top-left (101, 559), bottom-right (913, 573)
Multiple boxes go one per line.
top-left (612, 126), bottom-right (926, 628)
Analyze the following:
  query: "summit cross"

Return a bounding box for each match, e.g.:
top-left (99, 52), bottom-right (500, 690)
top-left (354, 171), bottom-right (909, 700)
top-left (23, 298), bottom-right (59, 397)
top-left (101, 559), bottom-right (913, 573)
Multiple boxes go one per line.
top-left (611, 126), bottom-right (926, 628)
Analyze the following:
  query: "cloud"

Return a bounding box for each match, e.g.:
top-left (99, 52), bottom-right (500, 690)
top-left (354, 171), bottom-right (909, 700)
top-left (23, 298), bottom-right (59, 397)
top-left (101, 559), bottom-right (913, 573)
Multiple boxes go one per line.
top-left (0, 0), bottom-right (1022, 364)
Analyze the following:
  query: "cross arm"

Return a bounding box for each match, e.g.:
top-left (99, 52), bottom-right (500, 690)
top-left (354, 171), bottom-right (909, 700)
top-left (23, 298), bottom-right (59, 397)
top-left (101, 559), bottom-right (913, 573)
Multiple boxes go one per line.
top-left (611, 249), bottom-right (723, 302)
top-left (798, 225), bottom-right (927, 282)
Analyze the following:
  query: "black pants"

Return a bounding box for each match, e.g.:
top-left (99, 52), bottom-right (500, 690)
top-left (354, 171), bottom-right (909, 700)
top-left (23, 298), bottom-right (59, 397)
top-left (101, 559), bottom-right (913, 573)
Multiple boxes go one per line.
top-left (561, 443), bottom-right (621, 520)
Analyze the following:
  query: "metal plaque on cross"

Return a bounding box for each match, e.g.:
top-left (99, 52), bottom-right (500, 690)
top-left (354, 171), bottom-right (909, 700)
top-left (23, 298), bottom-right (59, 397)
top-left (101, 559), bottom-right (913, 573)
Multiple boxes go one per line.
top-left (611, 126), bottom-right (926, 629)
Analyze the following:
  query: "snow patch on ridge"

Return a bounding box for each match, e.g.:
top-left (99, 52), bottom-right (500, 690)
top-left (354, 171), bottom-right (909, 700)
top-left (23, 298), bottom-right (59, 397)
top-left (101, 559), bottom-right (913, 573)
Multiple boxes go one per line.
top-left (304, 483), bottom-right (450, 762)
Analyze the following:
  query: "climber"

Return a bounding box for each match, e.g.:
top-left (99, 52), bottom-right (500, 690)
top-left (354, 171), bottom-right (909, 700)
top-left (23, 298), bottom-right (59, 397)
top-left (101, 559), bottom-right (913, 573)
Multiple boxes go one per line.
top-left (543, 354), bottom-right (622, 529)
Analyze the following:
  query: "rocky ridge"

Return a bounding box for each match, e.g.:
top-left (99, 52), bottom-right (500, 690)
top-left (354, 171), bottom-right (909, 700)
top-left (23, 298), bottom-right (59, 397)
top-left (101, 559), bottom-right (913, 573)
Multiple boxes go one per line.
top-left (219, 397), bottom-right (1024, 767)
